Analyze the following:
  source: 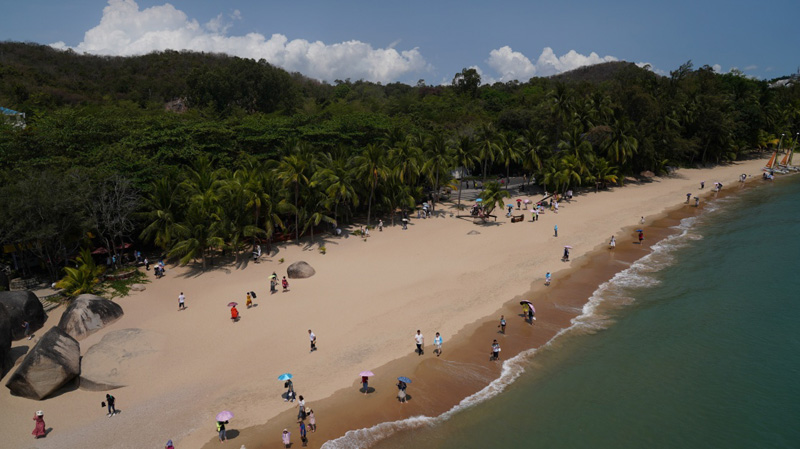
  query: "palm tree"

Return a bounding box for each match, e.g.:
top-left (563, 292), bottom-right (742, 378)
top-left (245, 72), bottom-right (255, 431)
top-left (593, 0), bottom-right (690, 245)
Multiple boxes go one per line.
top-left (518, 128), bottom-right (549, 188)
top-left (388, 139), bottom-right (423, 186)
top-left (381, 175), bottom-right (420, 226)
top-left (139, 177), bottom-right (182, 251)
top-left (477, 181), bottom-right (511, 217)
top-left (218, 177), bottom-right (265, 262)
top-left (56, 247), bottom-right (105, 298)
top-left (422, 133), bottom-right (453, 211)
top-left (452, 134), bottom-right (477, 213)
top-left (354, 143), bottom-right (388, 228)
top-left (603, 118), bottom-right (639, 167)
top-left (300, 191), bottom-right (337, 243)
top-left (168, 207), bottom-right (225, 269)
top-left (494, 132), bottom-right (523, 190)
top-left (315, 152), bottom-right (359, 226)
top-left (586, 158), bottom-right (619, 191)
top-left (557, 126), bottom-right (593, 176)
top-left (475, 124), bottom-right (498, 182)
top-left (275, 153), bottom-right (312, 242)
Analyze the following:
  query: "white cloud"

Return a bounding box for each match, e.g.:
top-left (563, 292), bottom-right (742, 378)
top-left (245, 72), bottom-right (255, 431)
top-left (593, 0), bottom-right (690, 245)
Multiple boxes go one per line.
top-left (712, 64), bottom-right (722, 73)
top-left (50, 0), bottom-right (428, 84)
top-left (486, 46), bottom-right (618, 82)
top-left (743, 65), bottom-right (758, 71)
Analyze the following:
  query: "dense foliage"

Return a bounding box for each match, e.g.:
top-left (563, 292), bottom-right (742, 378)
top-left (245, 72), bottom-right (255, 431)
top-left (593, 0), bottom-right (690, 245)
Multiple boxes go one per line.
top-left (1, 43), bottom-right (798, 278)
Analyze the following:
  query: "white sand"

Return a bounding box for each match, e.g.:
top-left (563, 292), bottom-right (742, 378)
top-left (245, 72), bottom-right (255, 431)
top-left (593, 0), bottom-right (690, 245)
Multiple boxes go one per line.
top-left (0, 158), bottom-right (769, 448)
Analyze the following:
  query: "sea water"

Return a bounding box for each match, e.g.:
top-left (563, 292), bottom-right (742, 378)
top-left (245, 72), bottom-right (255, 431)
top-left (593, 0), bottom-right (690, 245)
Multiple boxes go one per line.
top-left (335, 176), bottom-right (800, 449)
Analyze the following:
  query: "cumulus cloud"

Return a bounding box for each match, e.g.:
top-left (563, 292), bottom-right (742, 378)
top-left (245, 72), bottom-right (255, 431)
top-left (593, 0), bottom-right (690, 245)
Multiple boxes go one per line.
top-left (50, 0), bottom-right (428, 84)
top-left (486, 46), bottom-right (618, 82)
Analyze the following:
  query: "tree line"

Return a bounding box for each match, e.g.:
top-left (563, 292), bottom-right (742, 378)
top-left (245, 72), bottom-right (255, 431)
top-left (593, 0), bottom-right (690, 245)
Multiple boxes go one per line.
top-left (1, 44), bottom-right (799, 281)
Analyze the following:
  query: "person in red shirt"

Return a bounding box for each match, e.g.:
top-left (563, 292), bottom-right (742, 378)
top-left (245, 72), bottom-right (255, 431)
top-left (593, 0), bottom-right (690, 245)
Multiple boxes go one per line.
top-left (230, 306), bottom-right (239, 322)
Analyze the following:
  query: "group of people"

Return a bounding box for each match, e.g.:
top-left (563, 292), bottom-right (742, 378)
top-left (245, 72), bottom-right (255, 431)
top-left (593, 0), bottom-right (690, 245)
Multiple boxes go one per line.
top-left (274, 378), bottom-right (315, 447)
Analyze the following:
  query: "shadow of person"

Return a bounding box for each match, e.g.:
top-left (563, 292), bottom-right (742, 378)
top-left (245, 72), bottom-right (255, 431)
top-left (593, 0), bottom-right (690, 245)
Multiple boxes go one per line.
top-left (226, 429), bottom-right (240, 439)
top-left (44, 427), bottom-right (54, 437)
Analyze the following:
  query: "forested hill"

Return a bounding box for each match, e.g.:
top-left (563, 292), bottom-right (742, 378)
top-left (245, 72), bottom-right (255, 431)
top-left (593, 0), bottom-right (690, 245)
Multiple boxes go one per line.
top-left (0, 41), bottom-right (798, 187)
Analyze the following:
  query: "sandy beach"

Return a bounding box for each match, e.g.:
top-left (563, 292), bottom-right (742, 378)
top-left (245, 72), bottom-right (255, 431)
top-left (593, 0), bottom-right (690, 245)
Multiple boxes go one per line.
top-left (0, 156), bottom-right (770, 449)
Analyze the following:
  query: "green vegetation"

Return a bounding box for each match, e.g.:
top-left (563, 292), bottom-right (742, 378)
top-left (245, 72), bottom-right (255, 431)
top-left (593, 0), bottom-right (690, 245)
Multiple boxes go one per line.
top-left (1, 43), bottom-right (798, 279)
top-left (103, 270), bottom-right (149, 300)
top-left (56, 248), bottom-right (105, 297)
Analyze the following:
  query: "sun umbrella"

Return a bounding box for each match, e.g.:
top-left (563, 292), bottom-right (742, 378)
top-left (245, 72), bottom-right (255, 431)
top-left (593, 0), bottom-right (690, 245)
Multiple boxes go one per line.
top-left (476, 198), bottom-right (483, 202)
top-left (227, 302), bottom-right (238, 307)
top-left (524, 199), bottom-right (531, 204)
top-left (278, 373), bottom-right (293, 381)
top-left (520, 300), bottom-right (533, 307)
top-left (564, 245), bottom-right (572, 249)
top-left (359, 371), bottom-right (375, 377)
top-left (397, 376), bottom-right (412, 383)
top-left (269, 274), bottom-right (277, 279)
top-left (216, 411), bottom-right (234, 422)
top-left (636, 229), bottom-right (643, 232)
top-left (507, 204), bottom-right (514, 207)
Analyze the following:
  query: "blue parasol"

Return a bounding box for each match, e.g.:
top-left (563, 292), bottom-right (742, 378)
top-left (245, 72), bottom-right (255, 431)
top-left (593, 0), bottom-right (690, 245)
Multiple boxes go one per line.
top-left (397, 376), bottom-right (412, 383)
top-left (278, 373), bottom-right (293, 381)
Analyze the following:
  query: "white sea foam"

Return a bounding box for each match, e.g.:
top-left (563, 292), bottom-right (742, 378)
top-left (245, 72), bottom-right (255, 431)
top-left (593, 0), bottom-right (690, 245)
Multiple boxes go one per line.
top-left (322, 215), bottom-right (707, 449)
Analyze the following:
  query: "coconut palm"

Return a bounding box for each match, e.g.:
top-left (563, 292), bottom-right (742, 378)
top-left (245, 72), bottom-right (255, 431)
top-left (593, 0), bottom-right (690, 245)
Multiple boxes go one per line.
top-left (477, 181), bottom-right (511, 217)
top-left (275, 153), bottom-right (312, 242)
top-left (518, 128), bottom-right (549, 188)
top-left (388, 139), bottom-right (423, 186)
top-left (422, 133), bottom-right (453, 211)
top-left (139, 177), bottom-right (182, 251)
top-left (353, 143), bottom-right (388, 228)
top-left (218, 177), bottom-right (265, 261)
top-left (56, 247), bottom-right (105, 298)
top-left (475, 124), bottom-right (498, 182)
top-left (586, 158), bottom-right (619, 191)
top-left (452, 134), bottom-right (477, 213)
top-left (494, 132), bottom-right (523, 189)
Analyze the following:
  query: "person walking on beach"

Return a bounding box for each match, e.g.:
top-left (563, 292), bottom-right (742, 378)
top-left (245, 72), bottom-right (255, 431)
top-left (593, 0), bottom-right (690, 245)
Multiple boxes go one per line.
top-left (284, 379), bottom-right (295, 402)
top-left (545, 272), bottom-right (552, 286)
top-left (700, 181), bottom-right (705, 189)
top-left (378, 219), bottom-right (384, 231)
top-left (165, 439), bottom-right (174, 449)
top-left (638, 230), bottom-right (644, 244)
top-left (282, 276), bottom-right (289, 292)
top-left (230, 305), bottom-right (239, 322)
top-left (498, 315), bottom-right (506, 334)
top-left (105, 393), bottom-right (117, 417)
top-left (491, 340), bottom-right (501, 361)
top-left (144, 257), bottom-right (150, 271)
top-left (21, 320), bottom-right (31, 340)
top-left (528, 306), bottom-right (535, 324)
top-left (309, 329), bottom-right (317, 352)
top-left (434, 332), bottom-right (443, 356)
top-left (282, 429), bottom-right (291, 448)
top-left (270, 274), bottom-right (278, 294)
top-left (695, 196), bottom-right (700, 207)
top-left (178, 292), bottom-right (186, 311)
top-left (414, 330), bottom-right (424, 355)
top-left (554, 224), bottom-right (558, 237)
top-left (246, 292), bottom-right (252, 308)
top-left (686, 193), bottom-right (692, 203)
top-left (361, 375), bottom-right (369, 394)
top-left (217, 420), bottom-right (228, 443)
top-left (299, 421), bottom-right (308, 447)
top-left (641, 216), bottom-right (645, 224)
top-left (562, 247), bottom-right (570, 261)
top-left (307, 408), bottom-right (316, 432)
top-left (609, 235), bottom-right (616, 249)
top-left (297, 396), bottom-right (306, 421)
top-left (32, 410), bottom-right (45, 439)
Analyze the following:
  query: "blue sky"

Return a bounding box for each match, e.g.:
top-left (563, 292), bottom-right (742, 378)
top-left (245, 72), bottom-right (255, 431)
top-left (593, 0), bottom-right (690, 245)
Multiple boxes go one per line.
top-left (2, 0), bottom-right (798, 84)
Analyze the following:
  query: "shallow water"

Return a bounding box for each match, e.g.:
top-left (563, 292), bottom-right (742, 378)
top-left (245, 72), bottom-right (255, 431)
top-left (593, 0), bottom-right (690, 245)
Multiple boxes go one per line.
top-left (347, 176), bottom-right (800, 449)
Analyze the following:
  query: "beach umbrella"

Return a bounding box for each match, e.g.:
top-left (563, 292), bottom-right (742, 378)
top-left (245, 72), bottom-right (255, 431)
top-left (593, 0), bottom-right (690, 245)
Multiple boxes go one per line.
top-left (227, 302), bottom-right (238, 307)
top-left (506, 204), bottom-right (514, 207)
top-left (397, 376), bottom-right (412, 383)
top-left (476, 198), bottom-right (483, 202)
top-left (524, 199), bottom-right (531, 204)
top-left (636, 229), bottom-right (643, 232)
top-left (359, 371), bottom-right (375, 377)
top-left (520, 300), bottom-right (533, 307)
top-left (216, 411), bottom-right (234, 422)
top-left (269, 274), bottom-right (277, 279)
top-left (563, 245), bottom-right (572, 249)
top-left (278, 373), bottom-right (293, 381)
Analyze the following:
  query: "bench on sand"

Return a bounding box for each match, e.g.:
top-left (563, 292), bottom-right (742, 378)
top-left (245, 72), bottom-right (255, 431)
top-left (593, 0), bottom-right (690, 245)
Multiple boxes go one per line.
top-left (510, 214), bottom-right (525, 223)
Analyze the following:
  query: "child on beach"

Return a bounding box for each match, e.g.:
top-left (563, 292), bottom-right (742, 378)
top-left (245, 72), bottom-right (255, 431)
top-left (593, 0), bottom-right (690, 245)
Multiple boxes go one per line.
top-left (307, 409), bottom-right (316, 432)
top-left (282, 276), bottom-right (289, 292)
top-left (282, 429), bottom-right (291, 448)
top-left (246, 292), bottom-right (252, 308)
top-left (498, 316), bottom-right (506, 334)
top-left (434, 332), bottom-right (443, 356)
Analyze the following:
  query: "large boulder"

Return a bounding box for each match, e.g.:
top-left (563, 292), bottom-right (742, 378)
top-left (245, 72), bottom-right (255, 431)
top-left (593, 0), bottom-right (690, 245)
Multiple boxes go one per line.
top-left (0, 291), bottom-right (47, 340)
top-left (80, 328), bottom-right (161, 391)
top-left (0, 306), bottom-right (11, 377)
top-left (57, 294), bottom-right (123, 341)
top-left (287, 261), bottom-right (316, 279)
top-left (5, 327), bottom-right (80, 400)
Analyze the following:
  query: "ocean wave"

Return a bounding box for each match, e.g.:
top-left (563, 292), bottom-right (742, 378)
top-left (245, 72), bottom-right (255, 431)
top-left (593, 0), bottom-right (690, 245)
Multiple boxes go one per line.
top-left (322, 214), bottom-right (707, 449)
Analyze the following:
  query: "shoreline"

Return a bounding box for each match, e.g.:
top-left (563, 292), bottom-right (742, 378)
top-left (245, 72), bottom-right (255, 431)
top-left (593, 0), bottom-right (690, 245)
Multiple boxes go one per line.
top-left (0, 157), bottom-right (775, 449)
top-left (200, 166), bottom-right (776, 449)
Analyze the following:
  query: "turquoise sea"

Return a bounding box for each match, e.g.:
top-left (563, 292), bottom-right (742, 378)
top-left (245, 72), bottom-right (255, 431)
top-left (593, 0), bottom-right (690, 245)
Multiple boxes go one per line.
top-left (327, 176), bottom-right (800, 449)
